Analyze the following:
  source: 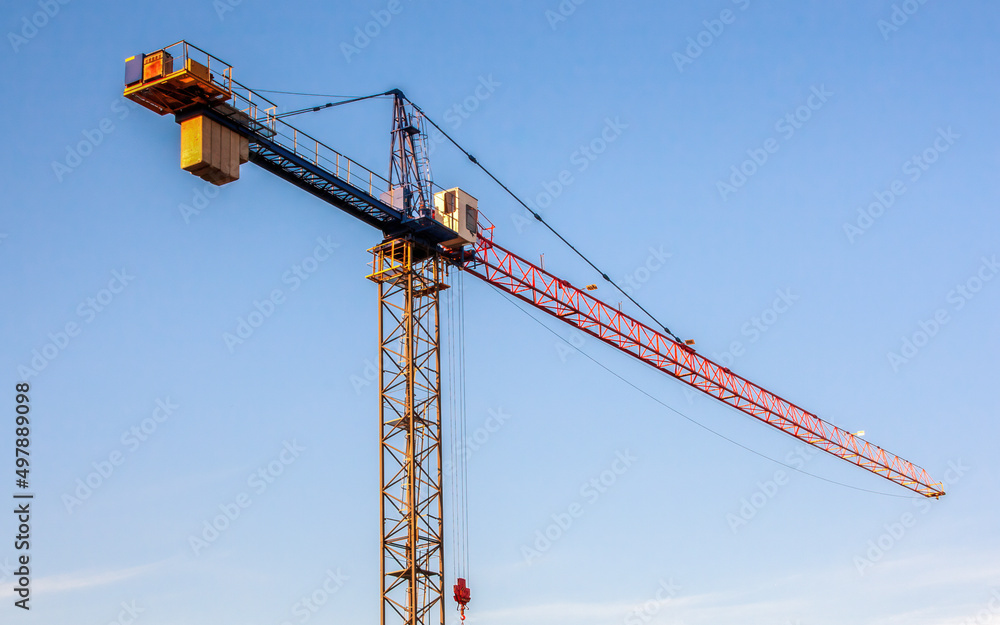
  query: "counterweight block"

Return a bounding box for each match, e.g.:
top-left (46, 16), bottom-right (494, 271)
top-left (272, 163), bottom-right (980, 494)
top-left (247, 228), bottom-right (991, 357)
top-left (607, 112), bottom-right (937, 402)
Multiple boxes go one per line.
top-left (180, 114), bottom-right (249, 186)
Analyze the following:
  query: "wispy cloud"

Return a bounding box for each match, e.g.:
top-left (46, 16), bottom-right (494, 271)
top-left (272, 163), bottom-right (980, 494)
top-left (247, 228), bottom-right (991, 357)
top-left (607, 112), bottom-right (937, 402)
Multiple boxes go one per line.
top-left (864, 549), bottom-right (1000, 590)
top-left (0, 561), bottom-right (158, 598)
top-left (473, 590), bottom-right (803, 625)
top-left (470, 549), bottom-right (1000, 625)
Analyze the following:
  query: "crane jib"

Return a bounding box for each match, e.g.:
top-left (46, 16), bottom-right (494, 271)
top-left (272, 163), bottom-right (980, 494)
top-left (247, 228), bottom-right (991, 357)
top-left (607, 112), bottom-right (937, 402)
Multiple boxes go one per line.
top-left (464, 237), bottom-right (945, 499)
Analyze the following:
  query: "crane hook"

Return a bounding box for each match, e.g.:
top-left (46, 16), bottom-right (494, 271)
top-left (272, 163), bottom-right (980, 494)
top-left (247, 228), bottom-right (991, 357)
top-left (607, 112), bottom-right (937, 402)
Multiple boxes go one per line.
top-left (453, 578), bottom-right (471, 621)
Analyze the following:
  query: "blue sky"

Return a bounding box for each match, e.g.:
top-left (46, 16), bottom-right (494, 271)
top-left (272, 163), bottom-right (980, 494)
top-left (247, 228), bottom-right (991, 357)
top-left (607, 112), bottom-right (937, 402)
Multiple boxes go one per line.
top-left (1, 1), bottom-right (998, 624)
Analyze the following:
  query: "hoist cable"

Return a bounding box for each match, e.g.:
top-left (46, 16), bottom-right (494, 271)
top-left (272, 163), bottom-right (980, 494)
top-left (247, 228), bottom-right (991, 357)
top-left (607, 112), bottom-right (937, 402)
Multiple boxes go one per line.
top-left (247, 87), bottom-right (369, 98)
top-left (274, 91), bottom-right (393, 119)
top-left (255, 84), bottom-right (687, 343)
top-left (403, 96), bottom-right (688, 345)
top-left (446, 269), bottom-right (471, 582)
top-left (459, 271), bottom-right (471, 578)
top-left (496, 288), bottom-right (922, 499)
top-left (446, 270), bottom-right (457, 578)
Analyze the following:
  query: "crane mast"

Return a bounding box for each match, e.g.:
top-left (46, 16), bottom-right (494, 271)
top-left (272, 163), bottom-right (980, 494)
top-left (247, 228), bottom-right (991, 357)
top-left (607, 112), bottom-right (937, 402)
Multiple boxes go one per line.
top-left (122, 40), bottom-right (945, 625)
top-left (372, 94), bottom-right (450, 625)
top-left (369, 239), bottom-right (447, 625)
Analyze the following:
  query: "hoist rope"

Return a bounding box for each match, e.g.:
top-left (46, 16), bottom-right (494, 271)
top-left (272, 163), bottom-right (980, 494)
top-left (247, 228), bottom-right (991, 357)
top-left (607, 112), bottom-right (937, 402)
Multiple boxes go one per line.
top-left (496, 288), bottom-right (923, 499)
top-left (458, 270), bottom-right (471, 579)
top-left (246, 88), bottom-right (370, 98)
top-left (401, 96), bottom-right (689, 346)
top-left (262, 85), bottom-right (690, 344)
top-left (273, 92), bottom-right (393, 119)
top-left (445, 269), bottom-right (472, 587)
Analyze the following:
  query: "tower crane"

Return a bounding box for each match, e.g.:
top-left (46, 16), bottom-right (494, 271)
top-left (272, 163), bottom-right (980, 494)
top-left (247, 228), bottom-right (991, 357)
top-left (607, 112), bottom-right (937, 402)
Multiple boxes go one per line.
top-left (121, 41), bottom-right (945, 625)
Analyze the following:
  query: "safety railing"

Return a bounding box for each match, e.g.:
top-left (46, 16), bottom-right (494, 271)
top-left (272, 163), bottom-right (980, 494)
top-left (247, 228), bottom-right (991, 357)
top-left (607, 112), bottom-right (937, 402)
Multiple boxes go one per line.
top-left (158, 40), bottom-right (233, 94)
top-left (223, 80), bottom-right (391, 201)
top-left (474, 212), bottom-right (495, 244)
top-left (213, 76), bottom-right (486, 234)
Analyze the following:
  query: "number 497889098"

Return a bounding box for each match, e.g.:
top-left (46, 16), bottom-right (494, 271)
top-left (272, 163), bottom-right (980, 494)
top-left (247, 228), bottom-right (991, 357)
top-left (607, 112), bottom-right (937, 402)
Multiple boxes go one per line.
top-left (15, 383), bottom-right (30, 489)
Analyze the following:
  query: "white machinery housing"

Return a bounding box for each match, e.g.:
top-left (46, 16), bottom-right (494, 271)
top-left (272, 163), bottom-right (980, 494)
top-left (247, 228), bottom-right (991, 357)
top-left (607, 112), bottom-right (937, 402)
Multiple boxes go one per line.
top-left (434, 187), bottom-right (478, 248)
